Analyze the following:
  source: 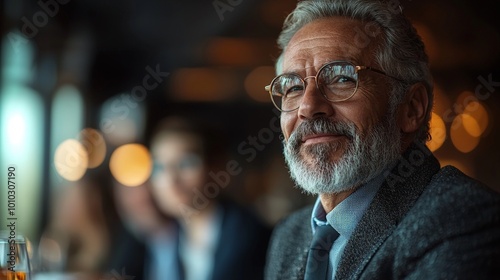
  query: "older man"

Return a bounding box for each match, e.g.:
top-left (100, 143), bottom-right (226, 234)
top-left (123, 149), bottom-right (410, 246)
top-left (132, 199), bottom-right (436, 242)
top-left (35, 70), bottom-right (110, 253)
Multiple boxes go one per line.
top-left (264, 0), bottom-right (500, 279)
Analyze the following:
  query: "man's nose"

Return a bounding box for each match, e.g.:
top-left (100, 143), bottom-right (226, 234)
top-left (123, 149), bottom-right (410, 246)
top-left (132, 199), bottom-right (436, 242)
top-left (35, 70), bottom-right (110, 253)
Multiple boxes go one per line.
top-left (297, 77), bottom-right (335, 120)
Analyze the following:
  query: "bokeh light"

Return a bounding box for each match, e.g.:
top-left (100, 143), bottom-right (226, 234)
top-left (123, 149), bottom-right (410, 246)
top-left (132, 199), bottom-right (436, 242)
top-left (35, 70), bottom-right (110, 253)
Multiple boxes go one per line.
top-left (109, 143), bottom-right (152, 187)
top-left (461, 114), bottom-right (482, 137)
top-left (54, 139), bottom-right (88, 181)
top-left (245, 66), bottom-right (275, 103)
top-left (464, 101), bottom-right (489, 136)
top-left (427, 112), bottom-right (446, 152)
top-left (170, 68), bottom-right (238, 101)
top-left (454, 90), bottom-right (476, 114)
top-left (450, 114), bottom-right (480, 153)
top-left (205, 38), bottom-right (260, 66)
top-left (78, 128), bottom-right (107, 168)
top-left (38, 236), bottom-right (62, 265)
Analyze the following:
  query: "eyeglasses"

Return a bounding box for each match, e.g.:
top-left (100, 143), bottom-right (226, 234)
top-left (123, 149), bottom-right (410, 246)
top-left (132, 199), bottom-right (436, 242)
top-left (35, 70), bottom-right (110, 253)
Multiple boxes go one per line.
top-left (265, 61), bottom-right (403, 112)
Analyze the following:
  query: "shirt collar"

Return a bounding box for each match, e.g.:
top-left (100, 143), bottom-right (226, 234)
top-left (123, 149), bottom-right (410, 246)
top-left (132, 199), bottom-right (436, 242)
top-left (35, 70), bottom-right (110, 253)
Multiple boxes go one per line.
top-left (311, 170), bottom-right (386, 239)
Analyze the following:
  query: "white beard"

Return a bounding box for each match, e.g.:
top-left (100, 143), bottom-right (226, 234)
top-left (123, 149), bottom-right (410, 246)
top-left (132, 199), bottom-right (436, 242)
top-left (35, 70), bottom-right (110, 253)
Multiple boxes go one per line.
top-left (283, 114), bottom-right (401, 195)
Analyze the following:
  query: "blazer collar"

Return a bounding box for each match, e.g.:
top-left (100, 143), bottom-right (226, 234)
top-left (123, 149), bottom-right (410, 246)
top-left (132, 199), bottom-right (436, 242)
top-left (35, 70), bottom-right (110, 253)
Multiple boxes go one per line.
top-left (334, 142), bottom-right (440, 280)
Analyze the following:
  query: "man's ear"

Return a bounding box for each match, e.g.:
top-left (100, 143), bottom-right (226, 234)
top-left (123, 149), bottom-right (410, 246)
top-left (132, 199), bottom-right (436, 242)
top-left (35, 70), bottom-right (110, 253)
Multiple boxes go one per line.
top-left (397, 83), bottom-right (430, 134)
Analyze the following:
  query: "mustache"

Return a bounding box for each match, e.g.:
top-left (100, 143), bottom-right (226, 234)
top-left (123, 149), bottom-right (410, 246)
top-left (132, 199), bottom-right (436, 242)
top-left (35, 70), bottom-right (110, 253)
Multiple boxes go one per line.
top-left (286, 118), bottom-right (357, 149)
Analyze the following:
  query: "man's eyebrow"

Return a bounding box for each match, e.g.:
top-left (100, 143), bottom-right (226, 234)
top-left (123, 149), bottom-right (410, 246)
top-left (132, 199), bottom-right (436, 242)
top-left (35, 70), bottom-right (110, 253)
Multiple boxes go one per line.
top-left (282, 58), bottom-right (360, 74)
top-left (283, 64), bottom-right (321, 74)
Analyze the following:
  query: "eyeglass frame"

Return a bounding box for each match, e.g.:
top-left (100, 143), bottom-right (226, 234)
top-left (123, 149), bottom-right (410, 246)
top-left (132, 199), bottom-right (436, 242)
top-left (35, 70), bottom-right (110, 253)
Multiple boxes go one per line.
top-left (264, 61), bottom-right (404, 112)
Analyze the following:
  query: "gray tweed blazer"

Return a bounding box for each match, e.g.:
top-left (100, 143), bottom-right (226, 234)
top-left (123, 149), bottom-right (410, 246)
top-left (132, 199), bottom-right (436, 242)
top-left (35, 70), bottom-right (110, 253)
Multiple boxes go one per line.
top-left (265, 143), bottom-right (500, 280)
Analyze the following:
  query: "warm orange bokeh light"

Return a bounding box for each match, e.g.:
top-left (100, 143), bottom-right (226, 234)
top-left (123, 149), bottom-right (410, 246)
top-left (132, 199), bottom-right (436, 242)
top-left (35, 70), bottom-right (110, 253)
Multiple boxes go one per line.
top-left (455, 91), bottom-right (476, 114)
top-left (464, 101), bottom-right (489, 136)
top-left (245, 66), bottom-right (275, 103)
top-left (78, 128), bottom-right (106, 168)
top-left (461, 114), bottom-right (482, 137)
top-left (170, 68), bottom-right (237, 101)
top-left (427, 112), bottom-right (446, 152)
top-left (450, 114), bottom-right (480, 153)
top-left (109, 143), bottom-right (152, 187)
top-left (54, 139), bottom-right (88, 181)
top-left (206, 38), bottom-right (256, 66)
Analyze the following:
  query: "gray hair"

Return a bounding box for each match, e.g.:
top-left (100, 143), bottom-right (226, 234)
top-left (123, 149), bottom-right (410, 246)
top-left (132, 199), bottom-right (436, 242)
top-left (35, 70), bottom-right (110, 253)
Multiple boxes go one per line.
top-left (276, 0), bottom-right (433, 143)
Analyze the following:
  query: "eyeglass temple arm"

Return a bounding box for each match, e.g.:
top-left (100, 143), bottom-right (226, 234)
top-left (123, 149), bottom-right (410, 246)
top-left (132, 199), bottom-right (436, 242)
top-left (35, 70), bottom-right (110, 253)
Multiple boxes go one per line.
top-left (356, 66), bottom-right (405, 82)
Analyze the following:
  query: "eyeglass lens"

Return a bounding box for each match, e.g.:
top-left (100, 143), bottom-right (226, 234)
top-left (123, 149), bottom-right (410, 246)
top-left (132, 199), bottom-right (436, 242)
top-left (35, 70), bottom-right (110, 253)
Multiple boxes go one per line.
top-left (270, 62), bottom-right (359, 111)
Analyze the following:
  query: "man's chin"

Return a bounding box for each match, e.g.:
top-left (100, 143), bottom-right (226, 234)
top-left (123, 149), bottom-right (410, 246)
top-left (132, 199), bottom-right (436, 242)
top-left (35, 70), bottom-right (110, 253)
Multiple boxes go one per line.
top-left (295, 177), bottom-right (356, 196)
top-left (300, 143), bottom-right (346, 165)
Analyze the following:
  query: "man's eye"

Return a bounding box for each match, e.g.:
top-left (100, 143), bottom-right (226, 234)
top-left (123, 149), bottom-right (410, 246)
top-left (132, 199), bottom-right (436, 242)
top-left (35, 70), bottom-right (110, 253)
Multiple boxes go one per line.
top-left (329, 75), bottom-right (356, 84)
top-left (285, 85), bottom-right (304, 97)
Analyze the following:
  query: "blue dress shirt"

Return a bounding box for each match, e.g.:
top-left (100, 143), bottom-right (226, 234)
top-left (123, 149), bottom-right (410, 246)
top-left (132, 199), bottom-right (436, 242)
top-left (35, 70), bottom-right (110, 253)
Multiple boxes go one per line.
top-left (147, 226), bottom-right (182, 280)
top-left (310, 172), bottom-right (386, 279)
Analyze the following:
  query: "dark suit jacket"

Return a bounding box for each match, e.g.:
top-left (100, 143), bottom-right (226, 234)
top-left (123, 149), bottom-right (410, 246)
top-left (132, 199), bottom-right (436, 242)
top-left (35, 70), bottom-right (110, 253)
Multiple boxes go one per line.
top-left (107, 200), bottom-right (271, 280)
top-left (105, 222), bottom-right (149, 280)
top-left (212, 199), bottom-right (272, 280)
top-left (265, 143), bottom-right (500, 279)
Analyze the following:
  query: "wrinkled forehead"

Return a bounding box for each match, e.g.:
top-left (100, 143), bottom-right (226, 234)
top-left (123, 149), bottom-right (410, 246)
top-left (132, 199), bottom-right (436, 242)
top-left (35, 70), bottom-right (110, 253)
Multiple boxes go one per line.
top-left (280, 17), bottom-right (383, 74)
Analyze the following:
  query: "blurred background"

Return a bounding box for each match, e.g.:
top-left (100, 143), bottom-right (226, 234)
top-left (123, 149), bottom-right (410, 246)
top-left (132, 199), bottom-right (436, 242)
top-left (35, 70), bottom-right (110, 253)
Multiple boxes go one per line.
top-left (1, 0), bottom-right (499, 275)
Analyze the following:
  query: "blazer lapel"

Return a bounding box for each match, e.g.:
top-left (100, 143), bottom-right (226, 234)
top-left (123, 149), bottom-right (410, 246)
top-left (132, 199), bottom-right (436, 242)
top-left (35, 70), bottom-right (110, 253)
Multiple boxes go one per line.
top-left (273, 206), bottom-right (313, 280)
top-left (288, 215), bottom-right (313, 280)
top-left (295, 246), bottom-right (310, 280)
top-left (335, 142), bottom-right (440, 280)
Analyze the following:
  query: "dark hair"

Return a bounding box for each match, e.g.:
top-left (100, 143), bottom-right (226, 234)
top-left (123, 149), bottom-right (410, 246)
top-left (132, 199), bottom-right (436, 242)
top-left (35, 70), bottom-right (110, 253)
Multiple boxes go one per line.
top-left (150, 116), bottom-right (228, 168)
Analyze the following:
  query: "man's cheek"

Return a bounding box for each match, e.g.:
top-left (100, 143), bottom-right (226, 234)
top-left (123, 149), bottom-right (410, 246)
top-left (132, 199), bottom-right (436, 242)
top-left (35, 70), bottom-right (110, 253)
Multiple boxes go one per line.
top-left (281, 113), bottom-right (295, 140)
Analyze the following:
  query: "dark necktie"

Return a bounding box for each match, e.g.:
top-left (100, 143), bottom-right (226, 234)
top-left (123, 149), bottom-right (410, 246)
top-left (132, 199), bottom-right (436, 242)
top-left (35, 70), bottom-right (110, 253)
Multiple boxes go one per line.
top-left (304, 225), bottom-right (339, 280)
top-left (176, 223), bottom-right (185, 280)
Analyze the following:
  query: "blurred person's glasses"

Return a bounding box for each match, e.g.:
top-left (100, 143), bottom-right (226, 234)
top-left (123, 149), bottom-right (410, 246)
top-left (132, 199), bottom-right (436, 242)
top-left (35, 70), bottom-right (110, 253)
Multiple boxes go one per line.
top-left (153, 154), bottom-right (202, 176)
top-left (265, 61), bottom-right (403, 112)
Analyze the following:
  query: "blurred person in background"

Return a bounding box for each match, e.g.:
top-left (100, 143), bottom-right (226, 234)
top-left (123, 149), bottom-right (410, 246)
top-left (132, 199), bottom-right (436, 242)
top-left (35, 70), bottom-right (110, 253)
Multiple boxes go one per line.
top-left (149, 116), bottom-right (271, 280)
top-left (107, 180), bottom-right (181, 280)
top-left (38, 172), bottom-right (117, 275)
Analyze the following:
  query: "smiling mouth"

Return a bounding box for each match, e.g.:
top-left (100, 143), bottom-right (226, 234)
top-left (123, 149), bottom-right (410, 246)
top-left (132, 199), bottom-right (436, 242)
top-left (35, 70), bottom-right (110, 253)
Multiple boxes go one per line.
top-left (301, 134), bottom-right (346, 145)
